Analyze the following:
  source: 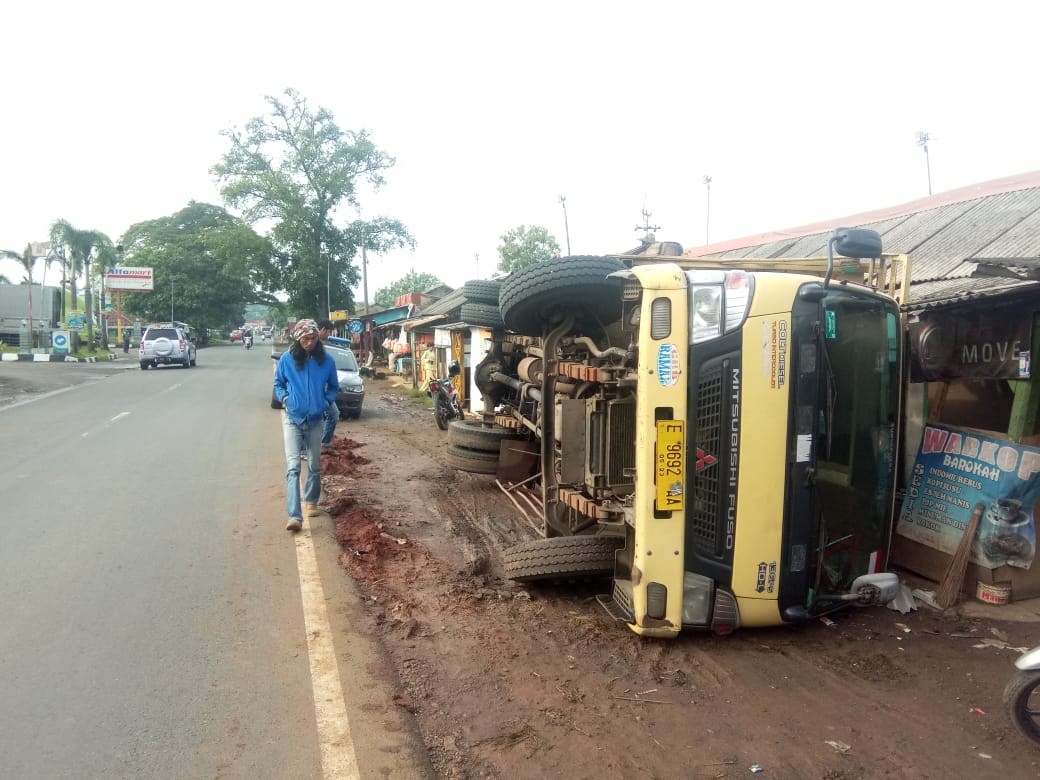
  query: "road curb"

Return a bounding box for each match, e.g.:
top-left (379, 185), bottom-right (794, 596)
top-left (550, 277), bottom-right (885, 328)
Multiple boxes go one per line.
top-left (0, 352), bottom-right (116, 363)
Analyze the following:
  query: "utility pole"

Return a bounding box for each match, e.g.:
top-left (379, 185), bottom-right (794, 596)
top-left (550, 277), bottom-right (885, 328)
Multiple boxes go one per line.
top-left (916, 131), bottom-right (932, 195)
top-left (99, 255), bottom-right (109, 349)
top-left (559, 195), bottom-right (571, 255)
top-left (703, 175), bottom-right (713, 244)
top-left (361, 243), bottom-right (369, 316)
top-left (84, 251), bottom-right (94, 348)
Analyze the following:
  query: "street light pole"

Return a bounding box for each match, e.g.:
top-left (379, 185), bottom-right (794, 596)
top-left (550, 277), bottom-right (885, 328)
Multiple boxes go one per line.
top-left (916, 131), bottom-right (932, 195)
top-left (703, 175), bottom-right (712, 245)
top-left (559, 195), bottom-right (571, 255)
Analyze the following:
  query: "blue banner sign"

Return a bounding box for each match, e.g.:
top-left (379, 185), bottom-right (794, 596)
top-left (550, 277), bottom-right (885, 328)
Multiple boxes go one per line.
top-left (897, 424), bottom-right (1040, 569)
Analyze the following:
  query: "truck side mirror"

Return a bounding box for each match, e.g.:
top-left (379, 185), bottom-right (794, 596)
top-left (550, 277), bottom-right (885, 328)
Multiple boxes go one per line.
top-left (825, 227), bottom-right (883, 288)
top-left (832, 228), bottom-right (882, 259)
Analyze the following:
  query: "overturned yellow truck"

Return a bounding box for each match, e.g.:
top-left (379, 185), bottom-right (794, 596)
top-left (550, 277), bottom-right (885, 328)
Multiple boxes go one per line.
top-left (449, 229), bottom-right (908, 637)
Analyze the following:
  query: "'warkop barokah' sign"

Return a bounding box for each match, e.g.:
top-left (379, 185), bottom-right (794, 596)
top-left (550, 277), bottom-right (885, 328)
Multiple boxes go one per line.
top-left (897, 424), bottom-right (1040, 570)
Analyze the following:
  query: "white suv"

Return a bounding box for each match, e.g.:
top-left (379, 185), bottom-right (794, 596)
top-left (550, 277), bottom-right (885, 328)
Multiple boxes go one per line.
top-left (140, 325), bottom-right (197, 369)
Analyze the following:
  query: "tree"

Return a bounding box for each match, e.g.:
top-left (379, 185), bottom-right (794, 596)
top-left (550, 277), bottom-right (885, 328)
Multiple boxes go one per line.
top-left (47, 221), bottom-right (112, 346)
top-left (374, 271), bottom-right (444, 309)
top-left (120, 203), bottom-right (273, 334)
top-left (497, 225), bottom-right (561, 274)
top-left (212, 88), bottom-right (414, 317)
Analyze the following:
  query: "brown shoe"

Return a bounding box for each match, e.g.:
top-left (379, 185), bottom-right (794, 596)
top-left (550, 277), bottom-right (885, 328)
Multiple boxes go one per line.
top-left (286, 518), bottom-right (303, 532)
top-left (303, 502), bottom-right (328, 519)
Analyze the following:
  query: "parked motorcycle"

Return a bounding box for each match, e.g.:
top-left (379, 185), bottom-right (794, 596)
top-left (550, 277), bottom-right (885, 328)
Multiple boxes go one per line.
top-left (1004, 645), bottom-right (1040, 745)
top-left (429, 360), bottom-right (465, 430)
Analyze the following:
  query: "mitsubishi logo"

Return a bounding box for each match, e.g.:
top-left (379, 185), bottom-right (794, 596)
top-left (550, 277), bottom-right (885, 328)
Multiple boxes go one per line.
top-left (695, 449), bottom-right (717, 471)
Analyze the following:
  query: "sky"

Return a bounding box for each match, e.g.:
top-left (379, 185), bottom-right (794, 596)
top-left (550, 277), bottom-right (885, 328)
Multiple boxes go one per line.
top-left (4, 0), bottom-right (1040, 311)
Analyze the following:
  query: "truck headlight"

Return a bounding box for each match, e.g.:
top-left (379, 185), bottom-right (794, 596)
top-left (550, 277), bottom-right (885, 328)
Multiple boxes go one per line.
top-left (681, 571), bottom-right (714, 625)
top-left (686, 270), bottom-right (752, 344)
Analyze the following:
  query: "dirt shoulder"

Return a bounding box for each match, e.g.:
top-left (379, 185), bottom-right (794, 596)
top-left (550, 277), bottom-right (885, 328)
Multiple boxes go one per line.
top-left (319, 376), bottom-right (1040, 780)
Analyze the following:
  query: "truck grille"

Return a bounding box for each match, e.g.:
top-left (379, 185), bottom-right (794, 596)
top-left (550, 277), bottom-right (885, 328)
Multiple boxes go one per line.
top-left (690, 365), bottom-right (723, 553)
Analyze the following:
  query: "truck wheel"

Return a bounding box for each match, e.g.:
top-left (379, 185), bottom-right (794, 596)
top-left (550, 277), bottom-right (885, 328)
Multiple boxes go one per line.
top-left (445, 444), bottom-right (499, 474)
top-left (460, 302), bottom-right (504, 330)
top-left (503, 535), bottom-right (623, 581)
top-left (448, 419), bottom-right (519, 452)
top-left (462, 279), bottom-right (502, 305)
top-left (499, 255), bottom-right (625, 335)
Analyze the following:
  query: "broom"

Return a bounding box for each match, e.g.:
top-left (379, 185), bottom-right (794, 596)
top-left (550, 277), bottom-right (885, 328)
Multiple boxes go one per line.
top-left (935, 501), bottom-right (986, 609)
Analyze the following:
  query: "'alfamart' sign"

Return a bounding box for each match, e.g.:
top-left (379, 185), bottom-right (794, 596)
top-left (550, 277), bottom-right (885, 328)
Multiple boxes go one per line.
top-left (105, 267), bottom-right (154, 291)
top-left (897, 424), bottom-right (1040, 570)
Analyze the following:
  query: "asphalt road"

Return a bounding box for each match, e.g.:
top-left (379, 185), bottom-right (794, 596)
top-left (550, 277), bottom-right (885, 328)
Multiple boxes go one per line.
top-left (0, 346), bottom-right (427, 779)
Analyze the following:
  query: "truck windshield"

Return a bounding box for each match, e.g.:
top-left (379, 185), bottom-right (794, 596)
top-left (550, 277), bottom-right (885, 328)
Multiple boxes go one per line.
top-left (811, 291), bottom-right (900, 597)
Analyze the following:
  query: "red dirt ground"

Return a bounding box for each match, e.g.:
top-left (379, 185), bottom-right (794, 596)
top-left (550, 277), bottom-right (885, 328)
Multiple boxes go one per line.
top-left (317, 380), bottom-right (1040, 779)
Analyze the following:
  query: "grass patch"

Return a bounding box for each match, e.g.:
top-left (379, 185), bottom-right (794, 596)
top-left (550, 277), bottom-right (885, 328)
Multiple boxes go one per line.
top-left (405, 387), bottom-right (433, 408)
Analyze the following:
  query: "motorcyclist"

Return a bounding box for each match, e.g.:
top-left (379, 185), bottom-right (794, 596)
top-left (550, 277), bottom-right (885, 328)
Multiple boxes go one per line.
top-left (243, 328), bottom-right (254, 349)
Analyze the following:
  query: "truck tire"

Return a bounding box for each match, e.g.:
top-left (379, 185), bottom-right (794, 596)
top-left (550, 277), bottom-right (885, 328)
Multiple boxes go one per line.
top-left (446, 444), bottom-right (499, 474)
top-left (503, 535), bottom-right (624, 581)
top-left (460, 302), bottom-right (504, 330)
top-left (499, 255), bottom-right (625, 335)
top-left (448, 419), bottom-right (519, 452)
top-left (462, 279), bottom-right (502, 305)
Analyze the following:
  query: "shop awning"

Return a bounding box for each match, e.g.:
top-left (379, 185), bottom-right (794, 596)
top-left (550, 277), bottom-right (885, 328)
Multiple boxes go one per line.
top-left (401, 314), bottom-right (448, 331)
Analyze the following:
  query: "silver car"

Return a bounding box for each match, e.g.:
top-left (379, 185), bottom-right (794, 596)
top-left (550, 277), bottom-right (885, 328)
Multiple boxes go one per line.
top-left (140, 325), bottom-right (197, 369)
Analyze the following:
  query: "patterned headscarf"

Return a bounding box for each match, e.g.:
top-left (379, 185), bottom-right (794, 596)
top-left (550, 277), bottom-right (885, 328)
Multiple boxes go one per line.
top-left (291, 319), bottom-right (319, 341)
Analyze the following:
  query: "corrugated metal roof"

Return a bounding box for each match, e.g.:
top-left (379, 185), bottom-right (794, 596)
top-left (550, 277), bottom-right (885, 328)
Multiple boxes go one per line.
top-left (685, 170), bottom-right (1040, 310)
top-left (904, 276), bottom-right (1039, 310)
top-left (421, 288), bottom-right (465, 316)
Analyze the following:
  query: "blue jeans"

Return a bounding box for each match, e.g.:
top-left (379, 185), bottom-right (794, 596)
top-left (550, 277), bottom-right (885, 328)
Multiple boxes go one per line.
top-left (283, 416), bottom-right (323, 521)
top-left (321, 400), bottom-right (340, 446)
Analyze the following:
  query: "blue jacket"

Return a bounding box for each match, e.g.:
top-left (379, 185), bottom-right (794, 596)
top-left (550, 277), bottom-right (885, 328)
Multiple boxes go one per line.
top-left (274, 350), bottom-right (340, 425)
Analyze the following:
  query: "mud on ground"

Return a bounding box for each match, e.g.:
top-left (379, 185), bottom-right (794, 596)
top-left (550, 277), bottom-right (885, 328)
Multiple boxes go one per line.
top-left (318, 378), bottom-right (1040, 780)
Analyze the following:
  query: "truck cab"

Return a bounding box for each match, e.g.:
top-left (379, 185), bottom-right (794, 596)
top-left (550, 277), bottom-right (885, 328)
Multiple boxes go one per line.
top-left (450, 229), bottom-right (906, 637)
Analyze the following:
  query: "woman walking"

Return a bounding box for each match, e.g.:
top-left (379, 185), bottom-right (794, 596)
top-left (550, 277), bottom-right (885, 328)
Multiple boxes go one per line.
top-left (273, 319), bottom-right (340, 531)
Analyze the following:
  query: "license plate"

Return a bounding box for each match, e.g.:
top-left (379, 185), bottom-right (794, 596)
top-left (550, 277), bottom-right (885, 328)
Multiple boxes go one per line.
top-left (655, 420), bottom-right (685, 511)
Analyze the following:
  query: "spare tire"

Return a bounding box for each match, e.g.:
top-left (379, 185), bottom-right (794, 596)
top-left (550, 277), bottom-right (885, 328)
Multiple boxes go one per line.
top-left (503, 535), bottom-right (624, 581)
top-left (445, 444), bottom-right (500, 474)
top-left (448, 419), bottom-right (520, 452)
top-left (460, 302), bottom-right (504, 330)
top-left (462, 279), bottom-right (503, 305)
top-left (499, 255), bottom-right (625, 335)
top-left (153, 338), bottom-right (174, 357)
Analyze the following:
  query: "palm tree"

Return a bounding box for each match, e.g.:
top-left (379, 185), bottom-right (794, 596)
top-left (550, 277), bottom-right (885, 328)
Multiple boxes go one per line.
top-left (0, 244), bottom-right (38, 339)
top-left (49, 220), bottom-right (113, 347)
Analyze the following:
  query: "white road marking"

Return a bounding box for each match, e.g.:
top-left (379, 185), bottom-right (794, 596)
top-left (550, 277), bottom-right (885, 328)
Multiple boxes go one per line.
top-left (0, 384), bottom-right (79, 413)
top-left (295, 527), bottom-right (360, 779)
top-left (81, 411), bottom-right (132, 437)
